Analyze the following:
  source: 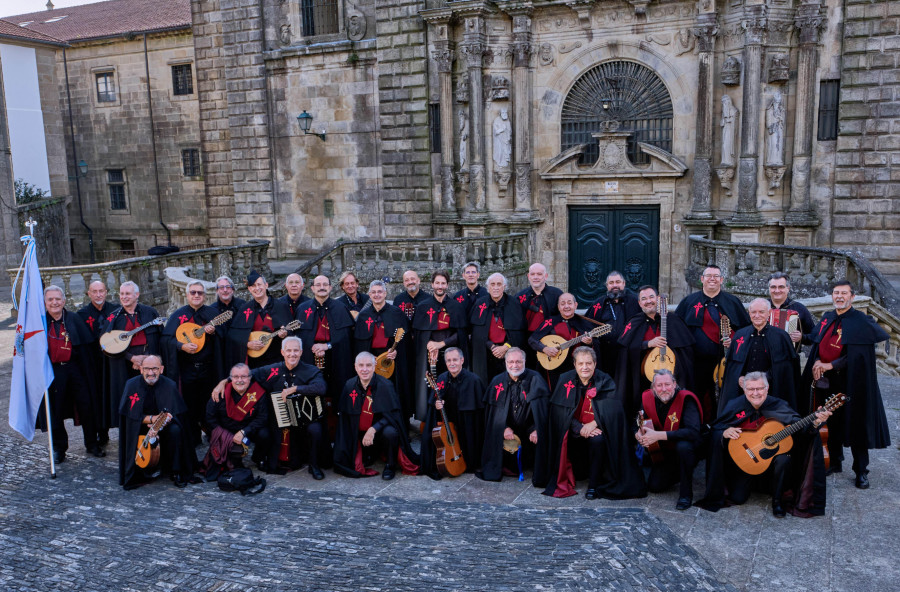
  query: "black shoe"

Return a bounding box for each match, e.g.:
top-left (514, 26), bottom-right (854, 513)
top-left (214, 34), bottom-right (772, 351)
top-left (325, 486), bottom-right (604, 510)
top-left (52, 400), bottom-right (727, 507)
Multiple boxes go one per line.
top-left (675, 497), bottom-right (692, 511)
top-left (772, 502), bottom-right (786, 518)
top-left (584, 488), bottom-right (598, 500)
top-left (173, 477), bottom-right (189, 488)
top-left (98, 433), bottom-right (109, 447)
top-left (855, 473), bottom-right (870, 489)
top-left (826, 462), bottom-right (843, 476)
top-left (309, 466), bottom-right (325, 480)
top-left (87, 446), bottom-right (106, 458)
top-left (53, 451), bottom-right (66, 464)
top-left (382, 467), bottom-right (395, 481)
top-left (264, 466), bottom-right (288, 475)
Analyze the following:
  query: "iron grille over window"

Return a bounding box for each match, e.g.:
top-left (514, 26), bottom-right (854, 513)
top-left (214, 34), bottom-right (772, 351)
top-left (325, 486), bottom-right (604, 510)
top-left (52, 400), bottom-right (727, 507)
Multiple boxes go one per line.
top-left (429, 104), bottom-right (441, 153)
top-left (96, 72), bottom-right (115, 103)
top-left (172, 64), bottom-right (193, 96)
top-left (301, 0), bottom-right (339, 36)
top-left (108, 169), bottom-right (126, 210)
top-left (182, 148), bottom-right (201, 177)
top-left (817, 80), bottom-right (840, 141)
top-left (561, 61), bottom-right (673, 165)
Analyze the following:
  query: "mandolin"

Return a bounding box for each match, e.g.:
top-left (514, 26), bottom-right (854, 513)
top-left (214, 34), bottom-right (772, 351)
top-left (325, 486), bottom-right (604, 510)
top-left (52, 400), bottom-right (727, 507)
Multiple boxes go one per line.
top-left (426, 371), bottom-right (466, 477)
top-left (713, 314), bottom-right (731, 389)
top-left (175, 310), bottom-right (233, 353)
top-left (636, 410), bottom-right (664, 465)
top-left (728, 394), bottom-right (846, 475)
top-left (100, 316), bottom-right (166, 356)
top-left (374, 328), bottom-right (406, 379)
top-left (247, 320), bottom-right (302, 358)
top-left (135, 410), bottom-right (173, 469)
top-left (642, 293), bottom-right (677, 382)
top-left (537, 323), bottom-right (611, 371)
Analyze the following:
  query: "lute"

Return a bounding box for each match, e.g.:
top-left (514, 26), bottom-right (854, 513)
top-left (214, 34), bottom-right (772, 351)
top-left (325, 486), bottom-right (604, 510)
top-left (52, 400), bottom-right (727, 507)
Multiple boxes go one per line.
top-left (537, 323), bottom-right (611, 371)
top-left (247, 319), bottom-right (302, 358)
top-left (374, 328), bottom-right (406, 379)
top-left (642, 293), bottom-right (677, 381)
top-left (713, 314), bottom-right (731, 389)
top-left (135, 410), bottom-right (173, 469)
top-left (175, 310), bottom-right (234, 353)
top-left (100, 316), bottom-right (166, 356)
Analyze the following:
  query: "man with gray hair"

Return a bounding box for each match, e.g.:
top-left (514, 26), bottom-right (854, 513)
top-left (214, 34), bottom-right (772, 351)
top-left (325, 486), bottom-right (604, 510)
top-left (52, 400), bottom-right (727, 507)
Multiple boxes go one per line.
top-left (278, 273), bottom-right (310, 319)
top-left (468, 272), bottom-right (525, 386)
top-left (77, 279), bottom-right (116, 447)
top-left (212, 275), bottom-right (245, 370)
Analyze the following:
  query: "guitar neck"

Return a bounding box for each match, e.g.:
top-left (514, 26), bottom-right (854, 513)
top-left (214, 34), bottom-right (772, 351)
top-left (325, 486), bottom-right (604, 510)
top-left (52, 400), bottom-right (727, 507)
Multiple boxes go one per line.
top-left (126, 319), bottom-right (159, 337)
top-left (659, 296), bottom-right (668, 357)
top-left (560, 325), bottom-right (607, 351)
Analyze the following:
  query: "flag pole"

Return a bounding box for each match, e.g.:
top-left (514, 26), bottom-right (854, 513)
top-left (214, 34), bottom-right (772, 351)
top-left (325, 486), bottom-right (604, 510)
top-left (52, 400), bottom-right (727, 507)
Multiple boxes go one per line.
top-left (43, 390), bottom-right (56, 479)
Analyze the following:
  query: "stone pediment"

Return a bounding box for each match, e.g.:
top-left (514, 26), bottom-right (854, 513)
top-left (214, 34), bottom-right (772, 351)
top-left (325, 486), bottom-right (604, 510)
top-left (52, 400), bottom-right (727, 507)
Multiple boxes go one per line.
top-left (539, 129), bottom-right (688, 180)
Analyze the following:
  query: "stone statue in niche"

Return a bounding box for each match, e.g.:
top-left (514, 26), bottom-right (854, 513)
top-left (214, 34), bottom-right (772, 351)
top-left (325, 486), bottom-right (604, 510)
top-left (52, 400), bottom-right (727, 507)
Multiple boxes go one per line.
top-left (766, 90), bottom-right (786, 166)
top-left (492, 109), bottom-right (512, 169)
top-left (767, 53), bottom-right (789, 84)
top-left (721, 56), bottom-right (741, 86)
top-left (458, 109), bottom-right (469, 170)
top-left (347, 14), bottom-right (366, 41)
top-left (720, 95), bottom-right (738, 167)
top-left (279, 23), bottom-right (292, 46)
top-left (456, 76), bottom-right (470, 103)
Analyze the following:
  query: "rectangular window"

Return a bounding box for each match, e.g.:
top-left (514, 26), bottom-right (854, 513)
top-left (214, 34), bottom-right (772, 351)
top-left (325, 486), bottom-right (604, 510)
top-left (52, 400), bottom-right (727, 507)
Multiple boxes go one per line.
top-left (172, 64), bottom-right (193, 96)
top-left (301, 0), bottom-right (339, 36)
top-left (817, 80), bottom-right (840, 141)
top-left (96, 72), bottom-right (115, 103)
top-left (181, 148), bottom-right (201, 177)
top-left (108, 169), bottom-right (126, 210)
top-left (429, 103), bottom-right (441, 153)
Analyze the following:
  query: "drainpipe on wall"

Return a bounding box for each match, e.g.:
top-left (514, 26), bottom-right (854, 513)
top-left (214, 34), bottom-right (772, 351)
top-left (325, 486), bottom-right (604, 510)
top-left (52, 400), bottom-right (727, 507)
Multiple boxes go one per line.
top-left (62, 47), bottom-right (95, 262)
top-left (144, 33), bottom-right (172, 246)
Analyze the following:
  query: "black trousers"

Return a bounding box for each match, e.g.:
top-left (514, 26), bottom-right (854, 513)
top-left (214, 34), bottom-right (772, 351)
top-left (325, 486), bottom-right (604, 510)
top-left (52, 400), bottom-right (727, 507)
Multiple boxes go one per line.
top-left (180, 363), bottom-right (219, 446)
top-left (265, 420), bottom-right (327, 471)
top-left (361, 425), bottom-right (400, 469)
top-left (49, 362), bottom-right (97, 453)
top-left (647, 440), bottom-right (699, 499)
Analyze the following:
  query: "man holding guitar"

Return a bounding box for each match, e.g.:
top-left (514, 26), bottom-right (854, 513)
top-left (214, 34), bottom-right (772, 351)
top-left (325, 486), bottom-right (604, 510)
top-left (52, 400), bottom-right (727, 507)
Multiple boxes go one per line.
top-left (527, 292), bottom-right (596, 390)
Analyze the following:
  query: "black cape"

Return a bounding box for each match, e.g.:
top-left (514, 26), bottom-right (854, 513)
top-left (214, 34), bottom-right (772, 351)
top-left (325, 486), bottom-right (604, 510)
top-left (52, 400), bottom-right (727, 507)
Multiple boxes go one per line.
top-left (420, 368), bottom-right (485, 478)
top-left (161, 304), bottom-right (224, 381)
top-left (354, 303), bottom-right (411, 413)
top-left (294, 297), bottom-right (356, 402)
top-left (527, 314), bottom-right (598, 390)
top-left (337, 292), bottom-right (370, 314)
top-left (77, 301), bottom-right (117, 431)
top-left (278, 293), bottom-right (311, 320)
top-left (37, 309), bottom-right (98, 429)
top-left (411, 294), bottom-right (468, 420)
top-left (719, 325), bottom-right (800, 415)
top-left (480, 369), bottom-right (549, 486)
top-left (452, 285), bottom-right (488, 318)
top-left (468, 294), bottom-right (525, 386)
top-left (674, 290), bottom-right (750, 357)
top-left (212, 296), bottom-right (245, 370)
top-left (225, 296), bottom-right (293, 370)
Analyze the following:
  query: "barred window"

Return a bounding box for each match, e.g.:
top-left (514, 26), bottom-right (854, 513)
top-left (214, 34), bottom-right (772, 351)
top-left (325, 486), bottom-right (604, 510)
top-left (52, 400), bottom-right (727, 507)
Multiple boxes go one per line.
top-left (96, 72), bottom-right (116, 103)
top-left (561, 61), bottom-right (673, 165)
top-left (172, 64), bottom-right (193, 96)
top-left (429, 103), bottom-right (441, 153)
top-left (182, 148), bottom-right (201, 177)
top-left (108, 169), bottom-right (126, 210)
top-left (301, 0), bottom-right (339, 36)
top-left (817, 80), bottom-right (840, 141)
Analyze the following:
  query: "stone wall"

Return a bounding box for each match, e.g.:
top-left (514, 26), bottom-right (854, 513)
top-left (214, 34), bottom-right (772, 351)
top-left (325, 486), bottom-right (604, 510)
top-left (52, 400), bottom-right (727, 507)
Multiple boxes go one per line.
top-left (17, 197), bottom-right (72, 267)
top-left (833, 0), bottom-right (900, 276)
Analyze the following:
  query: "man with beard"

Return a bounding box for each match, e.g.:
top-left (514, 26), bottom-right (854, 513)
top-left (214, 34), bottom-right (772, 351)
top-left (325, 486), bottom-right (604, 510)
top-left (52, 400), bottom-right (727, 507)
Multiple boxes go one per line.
top-left (392, 269), bottom-right (430, 321)
top-left (337, 271), bottom-right (370, 316)
top-left (295, 275), bottom-right (355, 407)
top-left (801, 281), bottom-right (890, 488)
top-left (635, 369), bottom-right (702, 510)
top-left (469, 273), bottom-right (525, 386)
top-left (119, 356), bottom-right (198, 490)
top-left (226, 271), bottom-right (291, 370)
top-left (528, 292), bottom-right (596, 390)
top-left (615, 286), bottom-right (694, 419)
top-left (718, 298), bottom-right (800, 414)
top-left (674, 265), bottom-right (750, 420)
top-left (478, 348), bottom-right (549, 485)
top-left (162, 280), bottom-right (223, 446)
top-left (42, 285), bottom-right (103, 463)
top-left (202, 363), bottom-right (270, 479)
top-left (211, 275), bottom-right (245, 370)
top-left (768, 272), bottom-right (815, 347)
top-left (451, 261), bottom-right (487, 317)
top-left (77, 280), bottom-right (116, 447)
top-left (516, 264), bottom-right (563, 371)
top-left (698, 372), bottom-right (830, 517)
top-left (333, 352), bottom-right (420, 479)
top-left (419, 347), bottom-right (485, 479)
top-left (277, 273), bottom-right (310, 320)
top-left (354, 279), bottom-right (411, 420)
top-left (411, 271), bottom-right (468, 420)
top-left (584, 271), bottom-right (641, 376)
top-left (543, 347), bottom-right (647, 500)
top-left (100, 281), bottom-right (162, 429)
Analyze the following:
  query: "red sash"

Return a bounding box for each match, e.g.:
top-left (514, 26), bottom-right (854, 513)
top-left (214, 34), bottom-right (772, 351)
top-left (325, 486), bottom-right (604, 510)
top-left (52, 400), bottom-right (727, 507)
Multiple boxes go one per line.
top-left (252, 311), bottom-right (274, 332)
top-left (641, 389), bottom-right (703, 431)
top-left (526, 302), bottom-right (545, 332)
top-left (576, 388), bottom-right (596, 424)
top-left (437, 308), bottom-right (450, 330)
top-left (554, 321), bottom-right (577, 341)
top-left (124, 315), bottom-right (147, 347)
top-left (372, 322), bottom-right (389, 349)
top-left (643, 323), bottom-right (658, 343)
top-left (48, 322), bottom-right (72, 364)
top-left (818, 322), bottom-right (844, 363)
top-left (488, 315), bottom-right (506, 343)
top-left (314, 316), bottom-right (331, 342)
top-left (224, 381), bottom-right (265, 422)
top-left (358, 389), bottom-right (374, 431)
top-left (700, 309), bottom-right (721, 344)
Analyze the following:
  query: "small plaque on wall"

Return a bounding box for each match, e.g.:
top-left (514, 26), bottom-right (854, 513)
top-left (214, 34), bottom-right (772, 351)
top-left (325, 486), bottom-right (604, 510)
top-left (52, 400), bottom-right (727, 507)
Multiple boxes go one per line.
top-left (605, 181), bottom-right (619, 194)
top-left (730, 230), bottom-right (759, 244)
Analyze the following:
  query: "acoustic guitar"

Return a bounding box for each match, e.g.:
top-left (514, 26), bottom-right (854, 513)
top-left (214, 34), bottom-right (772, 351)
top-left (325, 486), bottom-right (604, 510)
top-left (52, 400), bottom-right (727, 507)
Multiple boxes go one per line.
top-left (135, 410), bottom-right (173, 469)
top-left (713, 314), bottom-right (731, 389)
top-left (426, 371), bottom-right (466, 477)
top-left (100, 317), bottom-right (166, 356)
top-left (636, 410), bottom-right (664, 465)
top-left (537, 323), bottom-right (612, 371)
top-left (247, 320), bottom-right (302, 358)
top-left (175, 310), bottom-right (233, 353)
top-left (642, 293), bottom-right (676, 381)
top-left (374, 328), bottom-right (406, 379)
top-left (728, 394), bottom-right (846, 475)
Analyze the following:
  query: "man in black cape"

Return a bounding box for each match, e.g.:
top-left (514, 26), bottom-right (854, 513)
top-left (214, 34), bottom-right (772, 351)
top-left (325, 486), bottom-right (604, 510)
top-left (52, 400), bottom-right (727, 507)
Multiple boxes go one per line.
top-left (584, 271), bottom-right (641, 376)
top-left (226, 271), bottom-right (292, 370)
top-left (673, 264), bottom-right (750, 420)
top-left (478, 348), bottom-right (549, 486)
top-left (452, 261), bottom-right (487, 361)
top-left (162, 280), bottom-right (224, 446)
top-left (354, 279), bottom-right (412, 420)
top-left (337, 271), bottom-right (370, 315)
top-left (99, 281), bottom-right (162, 429)
top-left (615, 285), bottom-right (694, 420)
top-left (528, 292), bottom-right (598, 391)
top-left (411, 271), bottom-right (468, 420)
top-left (211, 275), bottom-right (245, 372)
top-left (516, 263), bottom-right (563, 369)
top-left (333, 352), bottom-right (420, 479)
top-left (277, 273), bottom-right (311, 319)
top-left (697, 372), bottom-right (830, 517)
top-left (768, 272), bottom-right (815, 347)
top-left (719, 298), bottom-right (800, 415)
top-left (392, 269), bottom-right (430, 321)
top-left (118, 356), bottom-right (198, 490)
top-left (801, 281), bottom-right (890, 489)
top-left (469, 273), bottom-right (525, 387)
top-left (420, 347), bottom-right (485, 479)
top-left (77, 279), bottom-right (116, 447)
top-left (543, 346), bottom-right (647, 500)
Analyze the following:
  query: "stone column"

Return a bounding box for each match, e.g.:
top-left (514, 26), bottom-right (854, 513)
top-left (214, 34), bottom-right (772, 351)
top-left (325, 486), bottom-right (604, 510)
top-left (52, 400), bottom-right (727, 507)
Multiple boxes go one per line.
top-left (458, 17), bottom-right (487, 213)
top-left (786, 2), bottom-right (825, 227)
top-left (432, 41), bottom-right (457, 218)
top-left (687, 16), bottom-right (719, 220)
top-left (730, 4), bottom-right (766, 226)
top-left (510, 12), bottom-right (534, 215)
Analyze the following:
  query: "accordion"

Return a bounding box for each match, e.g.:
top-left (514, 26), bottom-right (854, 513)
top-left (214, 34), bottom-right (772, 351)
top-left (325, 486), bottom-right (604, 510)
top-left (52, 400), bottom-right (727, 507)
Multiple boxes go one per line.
top-left (271, 392), bottom-right (325, 429)
top-left (769, 309), bottom-right (799, 333)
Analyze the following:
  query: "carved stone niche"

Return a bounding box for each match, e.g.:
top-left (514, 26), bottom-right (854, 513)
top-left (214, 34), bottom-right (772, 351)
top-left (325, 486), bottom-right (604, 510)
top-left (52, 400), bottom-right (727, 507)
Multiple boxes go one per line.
top-left (767, 53), bottom-right (789, 84)
top-left (722, 56), bottom-right (741, 86)
top-left (489, 76), bottom-right (510, 101)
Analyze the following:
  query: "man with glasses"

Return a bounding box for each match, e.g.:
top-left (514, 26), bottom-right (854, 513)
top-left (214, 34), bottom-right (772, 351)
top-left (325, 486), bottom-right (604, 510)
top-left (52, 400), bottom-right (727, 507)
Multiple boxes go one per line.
top-left (162, 281), bottom-right (223, 446)
top-left (118, 356), bottom-right (198, 490)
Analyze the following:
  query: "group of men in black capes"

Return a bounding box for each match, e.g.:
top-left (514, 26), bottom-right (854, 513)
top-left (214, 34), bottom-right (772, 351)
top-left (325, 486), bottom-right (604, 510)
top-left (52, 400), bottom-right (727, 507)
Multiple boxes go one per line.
top-left (38, 260), bottom-right (889, 516)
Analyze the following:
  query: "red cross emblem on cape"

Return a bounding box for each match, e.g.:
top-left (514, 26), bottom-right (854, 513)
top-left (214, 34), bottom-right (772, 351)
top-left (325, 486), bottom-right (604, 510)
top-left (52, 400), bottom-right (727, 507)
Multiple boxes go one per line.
top-left (266, 367), bottom-right (279, 381)
top-left (693, 302), bottom-right (703, 318)
top-left (494, 383), bottom-right (504, 400)
top-left (818, 318), bottom-right (828, 336)
top-left (244, 309), bottom-right (252, 322)
top-left (622, 322), bottom-right (632, 336)
top-left (365, 317), bottom-right (374, 331)
top-left (541, 319), bottom-right (553, 330)
top-left (129, 392), bottom-right (140, 410)
top-left (178, 314), bottom-right (189, 324)
top-left (478, 302), bottom-right (487, 318)
top-left (305, 307), bottom-right (313, 320)
top-left (107, 313), bottom-right (116, 323)
top-left (591, 302), bottom-right (602, 315)
top-left (85, 316), bottom-right (95, 330)
top-left (734, 336), bottom-right (745, 353)
top-left (426, 308), bottom-right (436, 323)
top-left (736, 411), bottom-right (746, 420)
top-left (349, 389), bottom-right (359, 406)
top-left (522, 389), bottom-right (527, 400)
top-left (436, 381), bottom-right (445, 392)
top-left (518, 294), bottom-right (527, 304)
top-left (456, 295), bottom-right (465, 303)
top-left (564, 380), bottom-right (575, 399)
